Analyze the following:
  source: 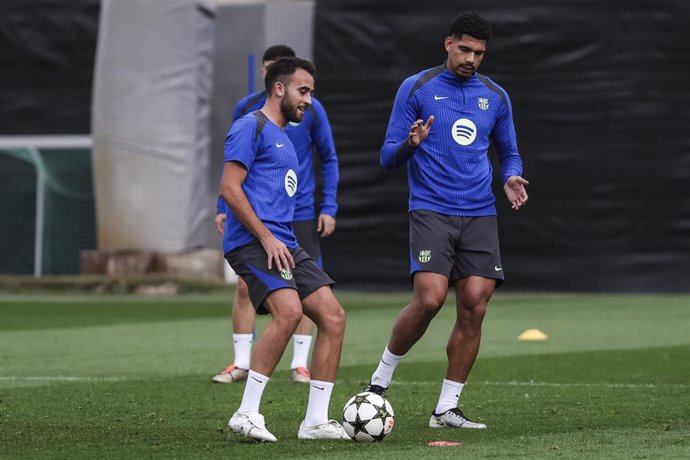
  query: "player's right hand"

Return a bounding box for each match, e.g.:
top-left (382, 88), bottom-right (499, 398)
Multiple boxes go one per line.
top-left (260, 235), bottom-right (295, 271)
top-left (408, 115), bottom-right (434, 148)
top-left (214, 213), bottom-right (226, 237)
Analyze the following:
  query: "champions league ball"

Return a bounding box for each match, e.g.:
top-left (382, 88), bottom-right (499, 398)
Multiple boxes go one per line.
top-left (342, 392), bottom-right (395, 442)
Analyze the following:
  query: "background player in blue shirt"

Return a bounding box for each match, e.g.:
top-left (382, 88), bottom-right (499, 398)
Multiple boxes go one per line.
top-left (221, 57), bottom-right (348, 442)
top-left (365, 11), bottom-right (529, 430)
top-left (213, 45), bottom-right (339, 385)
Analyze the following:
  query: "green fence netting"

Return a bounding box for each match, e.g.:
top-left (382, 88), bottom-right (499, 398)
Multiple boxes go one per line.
top-left (0, 147), bottom-right (96, 275)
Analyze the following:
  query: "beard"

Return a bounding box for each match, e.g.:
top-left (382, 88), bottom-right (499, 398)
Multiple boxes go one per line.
top-left (280, 96), bottom-right (304, 124)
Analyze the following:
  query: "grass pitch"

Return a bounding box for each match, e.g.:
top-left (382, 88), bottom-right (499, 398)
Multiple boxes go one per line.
top-left (1, 291), bottom-right (689, 459)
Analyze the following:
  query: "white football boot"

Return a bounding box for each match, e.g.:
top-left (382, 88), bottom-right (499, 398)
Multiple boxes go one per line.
top-left (291, 367), bottom-right (311, 383)
top-left (429, 407), bottom-right (487, 429)
top-left (298, 420), bottom-right (350, 440)
top-left (228, 411), bottom-right (277, 442)
top-left (212, 364), bottom-right (248, 383)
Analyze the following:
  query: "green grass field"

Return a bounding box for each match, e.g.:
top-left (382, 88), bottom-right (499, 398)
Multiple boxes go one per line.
top-left (1, 291), bottom-right (689, 459)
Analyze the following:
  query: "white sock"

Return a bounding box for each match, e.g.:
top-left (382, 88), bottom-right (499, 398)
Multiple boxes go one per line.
top-left (238, 370), bottom-right (269, 414)
top-left (290, 334), bottom-right (313, 369)
top-left (304, 380), bottom-right (334, 427)
top-left (434, 378), bottom-right (464, 414)
top-left (232, 333), bottom-right (253, 370)
top-left (370, 346), bottom-right (404, 388)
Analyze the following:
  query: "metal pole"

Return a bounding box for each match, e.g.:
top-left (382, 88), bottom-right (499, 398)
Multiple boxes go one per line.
top-left (28, 147), bottom-right (44, 278)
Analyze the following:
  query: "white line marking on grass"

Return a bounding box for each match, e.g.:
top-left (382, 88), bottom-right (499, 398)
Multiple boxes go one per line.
top-left (2, 377), bottom-right (686, 390)
top-left (0, 376), bottom-right (125, 382)
top-left (390, 380), bottom-right (688, 389)
top-left (484, 380), bottom-right (689, 389)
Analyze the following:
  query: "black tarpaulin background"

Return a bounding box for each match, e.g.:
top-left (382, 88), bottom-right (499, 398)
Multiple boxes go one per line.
top-left (314, 0), bottom-right (690, 291)
top-left (0, 1), bottom-right (99, 134)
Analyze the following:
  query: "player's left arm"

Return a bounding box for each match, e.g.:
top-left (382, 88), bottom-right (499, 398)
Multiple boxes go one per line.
top-left (310, 99), bottom-right (339, 237)
top-left (492, 90), bottom-right (529, 210)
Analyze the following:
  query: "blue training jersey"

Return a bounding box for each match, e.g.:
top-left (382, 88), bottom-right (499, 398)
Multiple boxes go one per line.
top-left (222, 111), bottom-right (299, 253)
top-left (380, 65), bottom-right (523, 216)
top-left (217, 91), bottom-right (338, 221)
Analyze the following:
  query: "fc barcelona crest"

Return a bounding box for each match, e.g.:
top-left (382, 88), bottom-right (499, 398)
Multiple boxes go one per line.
top-left (478, 97), bottom-right (489, 110)
top-left (418, 250), bottom-right (432, 264)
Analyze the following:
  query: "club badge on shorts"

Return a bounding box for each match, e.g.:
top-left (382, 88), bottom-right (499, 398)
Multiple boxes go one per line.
top-left (418, 250), bottom-right (432, 263)
top-left (280, 269), bottom-right (293, 280)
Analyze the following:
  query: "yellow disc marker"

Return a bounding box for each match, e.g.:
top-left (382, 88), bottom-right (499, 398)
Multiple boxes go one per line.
top-left (518, 329), bottom-right (548, 341)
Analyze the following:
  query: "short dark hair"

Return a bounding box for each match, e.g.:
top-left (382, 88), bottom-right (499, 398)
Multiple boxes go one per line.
top-left (264, 57), bottom-right (316, 92)
top-left (448, 11), bottom-right (491, 42)
top-left (262, 45), bottom-right (296, 63)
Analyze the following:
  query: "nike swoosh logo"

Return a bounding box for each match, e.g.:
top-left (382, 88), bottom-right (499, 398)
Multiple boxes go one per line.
top-left (295, 341), bottom-right (304, 345)
top-left (381, 359), bottom-right (391, 366)
top-left (312, 385), bottom-right (325, 390)
top-left (275, 143), bottom-right (284, 148)
top-left (251, 376), bottom-right (263, 383)
top-left (455, 394), bottom-right (460, 398)
top-left (495, 266), bottom-right (503, 271)
top-left (434, 95), bottom-right (449, 100)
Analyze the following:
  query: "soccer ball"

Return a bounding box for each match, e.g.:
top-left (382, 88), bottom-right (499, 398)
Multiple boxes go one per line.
top-left (342, 392), bottom-right (394, 442)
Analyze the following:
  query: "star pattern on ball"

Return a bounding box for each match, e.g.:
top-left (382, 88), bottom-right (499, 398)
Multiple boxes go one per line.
top-left (343, 393), bottom-right (395, 442)
top-left (350, 413), bottom-right (369, 436)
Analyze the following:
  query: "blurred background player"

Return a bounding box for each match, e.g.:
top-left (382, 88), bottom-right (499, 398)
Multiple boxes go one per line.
top-left (221, 56), bottom-right (347, 441)
top-left (213, 45), bottom-right (339, 385)
top-left (365, 11), bottom-right (529, 429)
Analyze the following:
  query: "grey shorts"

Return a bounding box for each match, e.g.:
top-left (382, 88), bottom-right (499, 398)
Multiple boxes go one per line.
top-left (409, 210), bottom-right (504, 287)
top-left (293, 219), bottom-right (322, 268)
top-left (225, 240), bottom-right (334, 315)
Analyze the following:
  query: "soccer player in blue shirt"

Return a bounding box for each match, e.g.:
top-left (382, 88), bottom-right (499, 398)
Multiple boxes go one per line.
top-left (213, 45), bottom-right (339, 385)
top-left (221, 57), bottom-right (348, 442)
top-left (364, 11), bottom-right (529, 430)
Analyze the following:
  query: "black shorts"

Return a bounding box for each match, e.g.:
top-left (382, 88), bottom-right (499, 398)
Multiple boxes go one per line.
top-left (409, 210), bottom-right (504, 287)
top-left (293, 219), bottom-right (322, 268)
top-left (225, 240), bottom-right (334, 315)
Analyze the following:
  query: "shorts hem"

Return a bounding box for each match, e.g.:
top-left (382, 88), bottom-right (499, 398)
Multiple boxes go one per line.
top-left (410, 269), bottom-right (450, 284)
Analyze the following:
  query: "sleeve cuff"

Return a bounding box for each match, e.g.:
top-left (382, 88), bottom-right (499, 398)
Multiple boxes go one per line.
top-left (319, 205), bottom-right (338, 217)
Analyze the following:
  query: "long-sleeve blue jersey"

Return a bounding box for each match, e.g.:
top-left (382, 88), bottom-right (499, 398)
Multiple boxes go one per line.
top-left (381, 66), bottom-right (523, 216)
top-left (217, 91), bottom-right (339, 221)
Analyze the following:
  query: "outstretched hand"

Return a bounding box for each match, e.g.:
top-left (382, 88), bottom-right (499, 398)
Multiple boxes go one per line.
top-left (504, 176), bottom-right (529, 210)
top-left (408, 116), bottom-right (435, 148)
